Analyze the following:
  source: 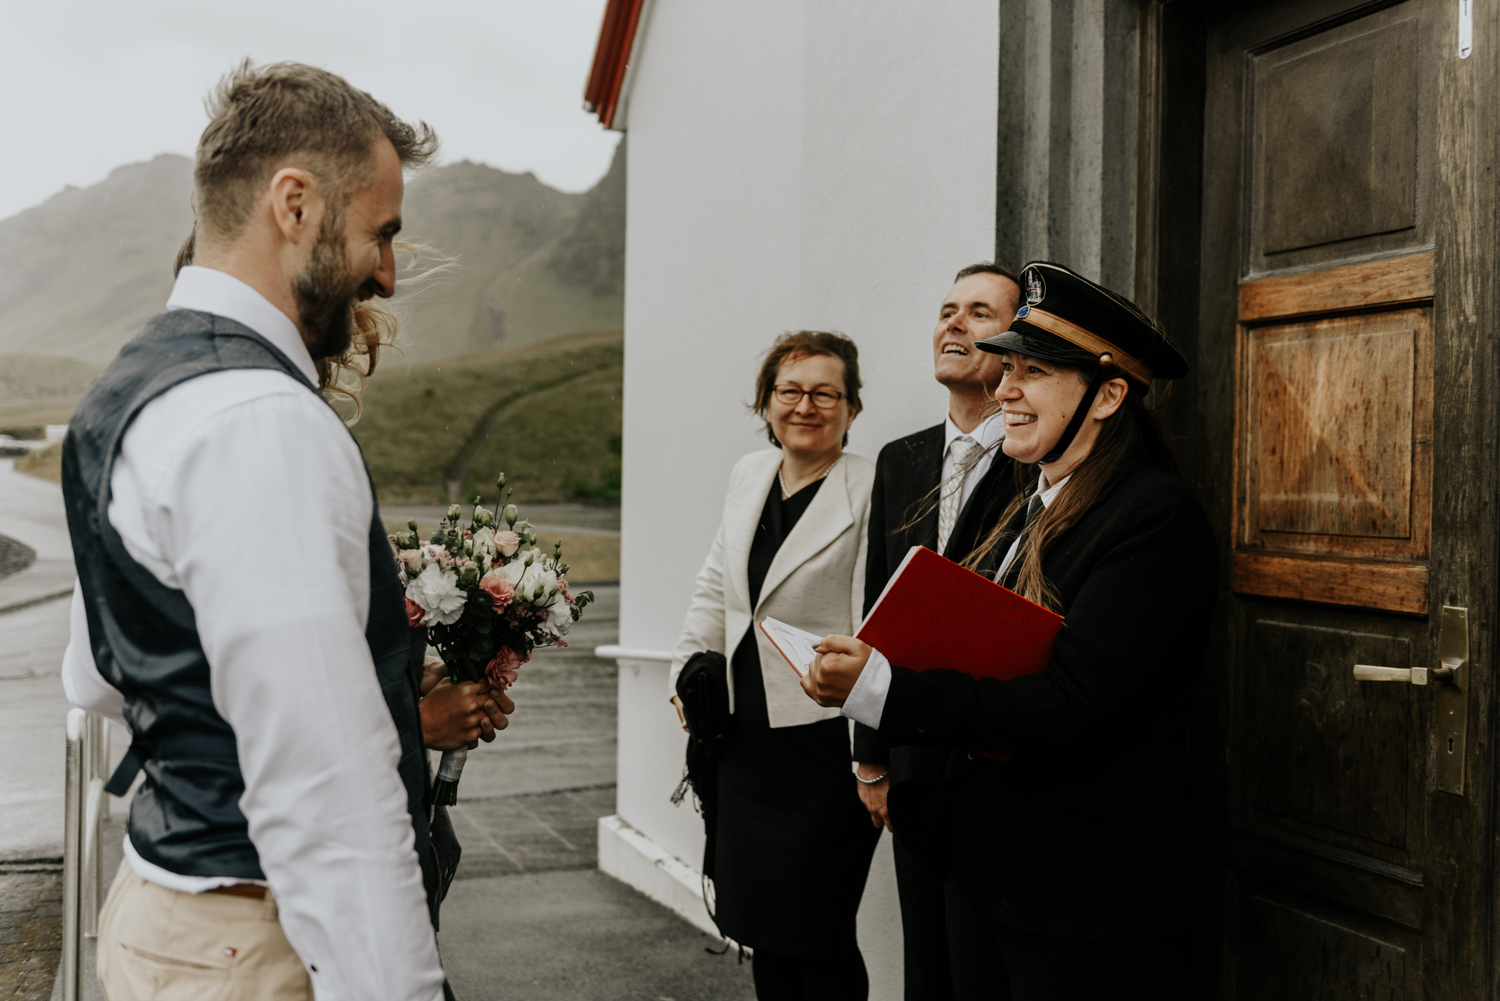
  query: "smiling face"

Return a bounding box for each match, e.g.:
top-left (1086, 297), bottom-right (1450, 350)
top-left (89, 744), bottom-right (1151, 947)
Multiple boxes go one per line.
top-left (293, 137), bottom-right (405, 359)
top-left (996, 350), bottom-right (1130, 476)
top-left (767, 352), bottom-right (855, 460)
top-left (996, 352), bottom-right (1088, 464)
top-left (933, 272), bottom-right (1018, 392)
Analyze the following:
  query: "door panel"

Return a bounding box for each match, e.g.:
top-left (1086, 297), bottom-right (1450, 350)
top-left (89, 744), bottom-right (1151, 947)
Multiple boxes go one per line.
top-left (1240, 887), bottom-right (1417, 1000)
top-left (1247, 6), bottom-right (1432, 274)
top-left (1189, 0), bottom-right (1497, 996)
top-left (1246, 620), bottom-right (1412, 847)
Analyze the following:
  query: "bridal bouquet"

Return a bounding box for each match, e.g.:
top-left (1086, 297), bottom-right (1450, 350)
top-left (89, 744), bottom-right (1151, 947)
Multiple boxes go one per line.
top-left (391, 473), bottom-right (595, 805)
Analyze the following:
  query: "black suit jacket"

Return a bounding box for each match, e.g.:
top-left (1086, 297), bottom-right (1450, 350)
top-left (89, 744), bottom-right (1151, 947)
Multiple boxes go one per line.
top-left (852, 423), bottom-right (1018, 769)
top-left (878, 463), bottom-right (1219, 942)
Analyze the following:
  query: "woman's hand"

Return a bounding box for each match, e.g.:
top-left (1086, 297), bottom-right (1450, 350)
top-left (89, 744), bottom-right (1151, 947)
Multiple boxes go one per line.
top-left (420, 677), bottom-right (515, 751)
top-left (855, 762), bottom-right (891, 831)
top-left (802, 635), bottom-right (872, 707)
top-left (670, 695), bottom-right (688, 733)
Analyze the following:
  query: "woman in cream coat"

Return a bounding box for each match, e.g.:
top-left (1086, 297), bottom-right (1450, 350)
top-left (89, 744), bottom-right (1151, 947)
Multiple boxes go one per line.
top-left (670, 330), bottom-right (878, 1001)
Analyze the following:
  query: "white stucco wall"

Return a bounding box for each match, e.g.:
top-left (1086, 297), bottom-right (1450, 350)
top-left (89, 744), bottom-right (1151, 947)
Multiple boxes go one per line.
top-left (608, 2), bottom-right (998, 993)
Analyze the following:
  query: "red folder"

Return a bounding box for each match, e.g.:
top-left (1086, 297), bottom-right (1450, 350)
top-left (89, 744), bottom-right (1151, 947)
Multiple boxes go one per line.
top-left (856, 545), bottom-right (1063, 680)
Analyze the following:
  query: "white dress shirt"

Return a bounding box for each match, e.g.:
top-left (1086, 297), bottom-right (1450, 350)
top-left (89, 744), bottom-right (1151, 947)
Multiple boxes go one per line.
top-left (842, 470), bottom-right (1071, 730)
top-left (941, 412), bottom-right (1005, 514)
top-left (60, 265), bottom-right (444, 1001)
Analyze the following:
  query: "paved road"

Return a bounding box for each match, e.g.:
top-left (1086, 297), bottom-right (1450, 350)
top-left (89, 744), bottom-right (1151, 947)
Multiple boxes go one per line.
top-left (0, 459), bottom-right (80, 863)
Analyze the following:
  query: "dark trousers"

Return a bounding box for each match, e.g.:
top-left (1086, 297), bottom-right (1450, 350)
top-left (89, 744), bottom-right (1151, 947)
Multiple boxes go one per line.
top-left (752, 942), bottom-right (868, 1001)
top-left (893, 834), bottom-right (954, 1001)
top-left (944, 880), bottom-right (1188, 1001)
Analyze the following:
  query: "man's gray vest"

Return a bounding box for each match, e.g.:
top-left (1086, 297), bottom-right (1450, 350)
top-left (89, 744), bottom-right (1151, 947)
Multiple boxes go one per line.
top-left (62, 309), bottom-right (456, 925)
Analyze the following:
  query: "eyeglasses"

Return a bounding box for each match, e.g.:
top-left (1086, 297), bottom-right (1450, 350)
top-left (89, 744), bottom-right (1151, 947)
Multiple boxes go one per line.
top-left (773, 384), bottom-right (845, 409)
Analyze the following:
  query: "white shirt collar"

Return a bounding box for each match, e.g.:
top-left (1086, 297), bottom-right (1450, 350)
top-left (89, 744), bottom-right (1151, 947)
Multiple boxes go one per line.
top-left (166, 266), bottom-right (319, 386)
top-left (944, 411), bottom-right (1005, 454)
top-left (1035, 470), bottom-right (1072, 508)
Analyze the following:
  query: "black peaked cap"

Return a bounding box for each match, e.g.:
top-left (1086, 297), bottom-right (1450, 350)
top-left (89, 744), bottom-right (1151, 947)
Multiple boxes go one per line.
top-left (974, 261), bottom-right (1188, 387)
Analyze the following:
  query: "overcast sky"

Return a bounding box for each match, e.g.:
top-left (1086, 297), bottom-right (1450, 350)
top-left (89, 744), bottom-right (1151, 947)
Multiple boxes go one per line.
top-left (0, 0), bottom-right (620, 222)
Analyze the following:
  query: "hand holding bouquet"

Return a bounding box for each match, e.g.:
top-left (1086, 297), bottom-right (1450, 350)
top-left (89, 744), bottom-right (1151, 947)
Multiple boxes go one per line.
top-left (391, 473), bottom-right (595, 805)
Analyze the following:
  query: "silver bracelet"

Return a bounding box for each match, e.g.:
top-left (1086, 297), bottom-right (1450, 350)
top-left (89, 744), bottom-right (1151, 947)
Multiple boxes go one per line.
top-left (855, 769), bottom-right (888, 785)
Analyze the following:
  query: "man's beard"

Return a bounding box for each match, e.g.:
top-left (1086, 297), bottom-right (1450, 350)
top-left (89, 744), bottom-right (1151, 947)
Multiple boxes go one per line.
top-left (293, 209), bottom-right (370, 361)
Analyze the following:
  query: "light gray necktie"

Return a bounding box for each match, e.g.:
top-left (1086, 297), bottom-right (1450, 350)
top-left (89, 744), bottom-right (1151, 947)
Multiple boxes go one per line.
top-left (937, 438), bottom-right (981, 556)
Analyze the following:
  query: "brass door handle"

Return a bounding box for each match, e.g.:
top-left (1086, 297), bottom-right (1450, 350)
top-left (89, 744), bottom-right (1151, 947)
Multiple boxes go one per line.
top-left (1353, 664), bottom-right (1428, 685)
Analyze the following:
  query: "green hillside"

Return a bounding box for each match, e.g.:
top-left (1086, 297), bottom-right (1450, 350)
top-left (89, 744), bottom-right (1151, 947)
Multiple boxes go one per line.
top-left (351, 330), bottom-right (623, 504)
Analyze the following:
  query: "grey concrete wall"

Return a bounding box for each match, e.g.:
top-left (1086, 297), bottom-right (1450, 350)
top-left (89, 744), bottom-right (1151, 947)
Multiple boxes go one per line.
top-left (996, 0), bottom-right (1142, 293)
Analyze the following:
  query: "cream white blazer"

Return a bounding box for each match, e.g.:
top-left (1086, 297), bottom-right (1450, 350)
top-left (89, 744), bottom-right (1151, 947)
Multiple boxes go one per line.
top-left (670, 448), bottom-right (874, 728)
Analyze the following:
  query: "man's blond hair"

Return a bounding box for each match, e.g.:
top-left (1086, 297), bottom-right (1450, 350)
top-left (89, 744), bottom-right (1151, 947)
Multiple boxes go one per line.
top-left (194, 60), bottom-right (438, 237)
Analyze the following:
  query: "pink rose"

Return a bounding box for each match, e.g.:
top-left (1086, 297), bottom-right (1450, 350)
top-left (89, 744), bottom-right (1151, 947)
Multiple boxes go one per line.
top-left (404, 597), bottom-right (425, 628)
top-left (495, 531), bottom-right (521, 557)
top-left (479, 574), bottom-right (515, 614)
top-left (485, 646), bottom-right (529, 690)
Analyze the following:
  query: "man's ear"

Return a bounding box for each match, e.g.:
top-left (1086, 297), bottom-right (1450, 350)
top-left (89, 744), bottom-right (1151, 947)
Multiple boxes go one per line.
top-left (267, 167), bottom-right (319, 244)
top-left (1093, 377), bottom-right (1130, 420)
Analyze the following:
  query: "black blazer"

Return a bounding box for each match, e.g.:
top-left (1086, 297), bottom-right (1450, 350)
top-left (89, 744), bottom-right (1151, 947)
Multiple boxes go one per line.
top-left (878, 463), bottom-right (1219, 942)
top-left (852, 423), bottom-right (1019, 768)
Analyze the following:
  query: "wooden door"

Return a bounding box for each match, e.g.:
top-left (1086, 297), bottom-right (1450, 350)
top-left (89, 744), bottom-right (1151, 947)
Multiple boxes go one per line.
top-left (1190, 0), bottom-right (1498, 995)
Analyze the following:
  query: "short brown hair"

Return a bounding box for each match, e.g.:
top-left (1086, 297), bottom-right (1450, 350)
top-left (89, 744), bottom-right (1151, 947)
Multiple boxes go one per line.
top-left (194, 60), bottom-right (439, 237)
top-left (953, 261), bottom-right (1020, 286)
top-left (752, 330), bottom-right (863, 448)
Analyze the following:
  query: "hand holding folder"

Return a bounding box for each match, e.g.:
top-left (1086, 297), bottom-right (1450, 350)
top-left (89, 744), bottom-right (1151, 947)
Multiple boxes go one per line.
top-left (857, 545), bottom-right (1063, 680)
top-left (763, 545), bottom-right (1063, 682)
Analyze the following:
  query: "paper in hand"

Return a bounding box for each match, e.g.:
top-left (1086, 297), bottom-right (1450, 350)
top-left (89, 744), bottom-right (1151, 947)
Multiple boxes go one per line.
top-left (759, 617), bottom-right (825, 678)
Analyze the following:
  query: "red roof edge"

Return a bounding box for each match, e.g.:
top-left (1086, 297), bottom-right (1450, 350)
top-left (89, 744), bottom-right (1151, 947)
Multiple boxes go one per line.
top-left (584, 0), bottom-right (646, 129)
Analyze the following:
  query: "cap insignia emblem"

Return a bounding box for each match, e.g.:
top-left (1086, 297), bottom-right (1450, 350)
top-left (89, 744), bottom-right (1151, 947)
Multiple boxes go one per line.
top-left (1015, 305), bottom-right (1031, 319)
top-left (1024, 268), bottom-right (1045, 305)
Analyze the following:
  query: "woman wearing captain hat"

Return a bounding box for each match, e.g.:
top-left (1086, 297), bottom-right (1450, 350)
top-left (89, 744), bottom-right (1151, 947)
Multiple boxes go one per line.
top-left (803, 262), bottom-right (1217, 1001)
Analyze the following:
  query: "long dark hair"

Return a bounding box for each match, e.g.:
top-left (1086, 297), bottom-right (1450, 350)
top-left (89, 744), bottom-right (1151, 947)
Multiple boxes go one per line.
top-left (960, 388), bottom-right (1178, 611)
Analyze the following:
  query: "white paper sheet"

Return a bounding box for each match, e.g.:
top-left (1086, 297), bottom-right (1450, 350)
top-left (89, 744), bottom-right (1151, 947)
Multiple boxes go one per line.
top-left (759, 616), bottom-right (825, 678)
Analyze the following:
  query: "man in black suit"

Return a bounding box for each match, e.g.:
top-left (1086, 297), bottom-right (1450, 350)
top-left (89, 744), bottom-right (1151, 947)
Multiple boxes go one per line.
top-left (853, 262), bottom-right (1022, 1001)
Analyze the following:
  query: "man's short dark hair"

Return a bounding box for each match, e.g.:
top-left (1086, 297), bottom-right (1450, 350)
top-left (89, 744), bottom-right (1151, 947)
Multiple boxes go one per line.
top-left (953, 262), bottom-right (1020, 286)
top-left (194, 60), bottom-right (439, 237)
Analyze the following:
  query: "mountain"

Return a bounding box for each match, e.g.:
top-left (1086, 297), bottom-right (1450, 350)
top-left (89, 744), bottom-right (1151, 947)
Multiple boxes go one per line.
top-left (0, 143), bottom-right (625, 367)
top-left (0, 155), bottom-right (195, 364)
top-left (394, 143), bottom-right (625, 360)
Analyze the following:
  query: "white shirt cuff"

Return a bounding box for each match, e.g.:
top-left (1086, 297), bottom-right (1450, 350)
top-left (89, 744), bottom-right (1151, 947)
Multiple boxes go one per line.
top-left (841, 647), bottom-right (892, 729)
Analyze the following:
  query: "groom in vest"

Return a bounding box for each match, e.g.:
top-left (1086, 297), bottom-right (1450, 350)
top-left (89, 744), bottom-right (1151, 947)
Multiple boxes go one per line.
top-left (62, 62), bottom-right (453, 1000)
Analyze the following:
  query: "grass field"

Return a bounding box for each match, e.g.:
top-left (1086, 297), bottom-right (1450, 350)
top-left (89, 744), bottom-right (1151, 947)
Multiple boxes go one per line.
top-left (350, 329), bottom-right (623, 505)
top-left (11, 331), bottom-right (625, 515)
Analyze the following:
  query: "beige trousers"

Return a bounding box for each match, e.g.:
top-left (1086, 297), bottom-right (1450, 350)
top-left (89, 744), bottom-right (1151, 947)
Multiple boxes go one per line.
top-left (96, 859), bottom-right (313, 1001)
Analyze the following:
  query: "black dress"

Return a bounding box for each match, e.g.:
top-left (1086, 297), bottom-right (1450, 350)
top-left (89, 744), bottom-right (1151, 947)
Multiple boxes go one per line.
top-left (712, 478), bottom-right (881, 958)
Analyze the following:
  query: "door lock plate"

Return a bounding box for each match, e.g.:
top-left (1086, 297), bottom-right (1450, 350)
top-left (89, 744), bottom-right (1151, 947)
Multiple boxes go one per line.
top-left (1435, 606), bottom-right (1470, 795)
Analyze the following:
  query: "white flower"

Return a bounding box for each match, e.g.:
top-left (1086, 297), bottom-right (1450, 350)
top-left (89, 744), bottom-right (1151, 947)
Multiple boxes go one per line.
top-left (405, 563), bottom-right (467, 626)
top-left (471, 527), bottom-right (498, 561)
top-left (494, 559), bottom-right (527, 588)
top-left (519, 565), bottom-right (559, 607)
top-left (539, 602), bottom-right (572, 637)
